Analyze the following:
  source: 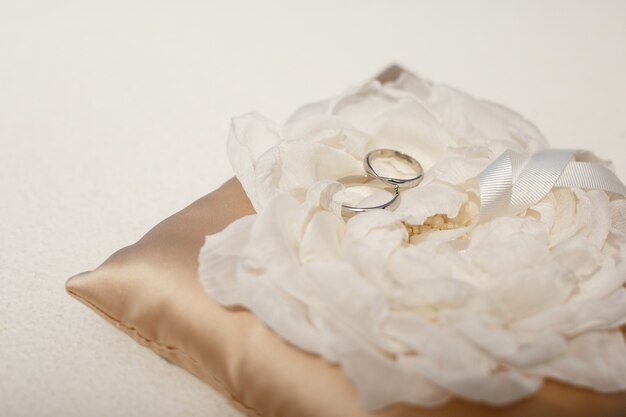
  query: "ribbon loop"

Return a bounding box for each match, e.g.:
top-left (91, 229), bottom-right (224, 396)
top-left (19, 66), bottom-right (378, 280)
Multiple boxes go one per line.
top-left (477, 149), bottom-right (626, 223)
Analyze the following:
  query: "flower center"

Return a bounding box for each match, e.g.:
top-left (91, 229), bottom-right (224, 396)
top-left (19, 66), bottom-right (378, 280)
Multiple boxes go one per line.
top-left (403, 214), bottom-right (458, 236)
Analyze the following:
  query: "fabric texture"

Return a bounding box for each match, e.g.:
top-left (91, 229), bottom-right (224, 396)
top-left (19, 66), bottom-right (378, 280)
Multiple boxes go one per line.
top-left (66, 66), bottom-right (626, 417)
top-left (199, 66), bottom-right (626, 409)
top-left (66, 177), bottom-right (626, 417)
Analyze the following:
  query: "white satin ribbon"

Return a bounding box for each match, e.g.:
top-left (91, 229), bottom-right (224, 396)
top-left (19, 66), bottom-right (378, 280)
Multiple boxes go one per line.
top-left (477, 149), bottom-right (626, 223)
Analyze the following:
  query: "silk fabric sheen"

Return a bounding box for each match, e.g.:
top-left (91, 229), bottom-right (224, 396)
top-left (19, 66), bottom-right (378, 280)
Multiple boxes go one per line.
top-left (66, 178), bottom-right (626, 417)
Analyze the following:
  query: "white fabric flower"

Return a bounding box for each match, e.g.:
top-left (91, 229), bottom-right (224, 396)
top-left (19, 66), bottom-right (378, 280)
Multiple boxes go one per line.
top-left (199, 69), bottom-right (626, 409)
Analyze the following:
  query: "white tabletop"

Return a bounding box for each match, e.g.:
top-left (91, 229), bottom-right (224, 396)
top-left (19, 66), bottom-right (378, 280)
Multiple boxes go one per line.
top-left (1, 1), bottom-right (625, 416)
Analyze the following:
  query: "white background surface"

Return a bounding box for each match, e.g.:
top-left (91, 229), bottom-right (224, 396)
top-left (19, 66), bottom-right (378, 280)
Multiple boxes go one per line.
top-left (1, 1), bottom-right (625, 416)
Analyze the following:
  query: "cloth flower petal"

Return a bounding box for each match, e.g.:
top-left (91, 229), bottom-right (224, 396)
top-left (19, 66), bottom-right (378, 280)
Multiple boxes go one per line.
top-left (202, 66), bottom-right (626, 409)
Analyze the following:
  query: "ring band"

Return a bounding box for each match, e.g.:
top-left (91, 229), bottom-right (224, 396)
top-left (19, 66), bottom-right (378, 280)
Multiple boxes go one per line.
top-left (364, 149), bottom-right (424, 189)
top-left (337, 175), bottom-right (400, 218)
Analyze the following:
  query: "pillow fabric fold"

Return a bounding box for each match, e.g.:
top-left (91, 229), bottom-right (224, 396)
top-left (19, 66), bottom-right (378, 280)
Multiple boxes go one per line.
top-left (67, 178), bottom-right (626, 417)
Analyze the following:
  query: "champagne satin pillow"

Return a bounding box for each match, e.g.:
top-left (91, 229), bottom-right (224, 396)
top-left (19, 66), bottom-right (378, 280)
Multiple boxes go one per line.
top-left (67, 177), bottom-right (626, 417)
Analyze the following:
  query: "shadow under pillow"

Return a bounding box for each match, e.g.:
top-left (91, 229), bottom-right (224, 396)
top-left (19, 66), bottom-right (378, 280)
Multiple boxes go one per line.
top-left (67, 176), bottom-right (626, 417)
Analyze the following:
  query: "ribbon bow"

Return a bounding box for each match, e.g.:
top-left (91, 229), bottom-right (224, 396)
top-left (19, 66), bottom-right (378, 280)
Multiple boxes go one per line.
top-left (477, 149), bottom-right (626, 223)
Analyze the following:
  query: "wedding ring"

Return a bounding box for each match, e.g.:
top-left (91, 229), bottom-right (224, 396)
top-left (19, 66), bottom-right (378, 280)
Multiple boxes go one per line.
top-left (337, 175), bottom-right (400, 218)
top-left (364, 149), bottom-right (424, 189)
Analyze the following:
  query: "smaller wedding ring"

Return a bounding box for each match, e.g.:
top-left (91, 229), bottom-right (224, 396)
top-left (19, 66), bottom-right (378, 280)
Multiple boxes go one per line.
top-left (364, 149), bottom-right (423, 189)
top-left (337, 175), bottom-right (400, 218)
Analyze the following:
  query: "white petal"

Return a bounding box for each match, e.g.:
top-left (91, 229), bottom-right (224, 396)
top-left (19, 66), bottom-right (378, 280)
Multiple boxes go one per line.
top-left (384, 313), bottom-right (543, 404)
top-left (395, 182), bottom-right (468, 225)
top-left (426, 84), bottom-right (548, 155)
top-left (610, 198), bottom-right (626, 233)
top-left (586, 190), bottom-right (611, 249)
top-left (202, 68), bottom-right (626, 409)
top-left (550, 236), bottom-right (602, 279)
top-left (303, 262), bottom-right (389, 351)
top-left (400, 355), bottom-right (543, 405)
top-left (242, 195), bottom-right (312, 301)
top-left (527, 331), bottom-right (626, 392)
top-left (572, 261), bottom-right (626, 301)
top-left (234, 197), bottom-right (326, 354)
top-left (330, 82), bottom-right (421, 132)
top-left (338, 345), bottom-right (452, 410)
top-left (236, 267), bottom-right (324, 355)
top-left (512, 289), bottom-right (626, 335)
top-left (425, 156), bottom-right (490, 186)
top-left (227, 112), bottom-right (282, 210)
top-left (343, 210), bottom-right (407, 283)
top-left (442, 310), bottom-right (567, 367)
top-left (385, 68), bottom-right (432, 100)
top-left (198, 215), bottom-right (256, 305)
top-left (366, 97), bottom-right (451, 169)
top-left (256, 138), bottom-right (363, 205)
top-left (299, 211), bottom-right (345, 264)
